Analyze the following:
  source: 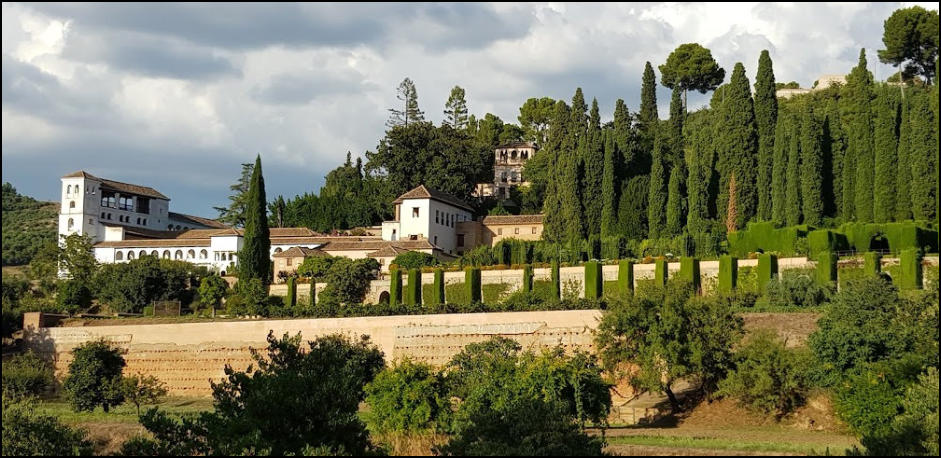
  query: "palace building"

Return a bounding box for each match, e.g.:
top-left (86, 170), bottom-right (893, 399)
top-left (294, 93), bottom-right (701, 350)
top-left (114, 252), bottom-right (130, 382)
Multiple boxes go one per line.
top-left (474, 141), bottom-right (538, 199)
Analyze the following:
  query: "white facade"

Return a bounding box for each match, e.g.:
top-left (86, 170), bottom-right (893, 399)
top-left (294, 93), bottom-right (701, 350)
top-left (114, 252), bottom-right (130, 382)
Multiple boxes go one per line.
top-left (386, 195), bottom-right (472, 255)
top-left (59, 173), bottom-right (175, 243)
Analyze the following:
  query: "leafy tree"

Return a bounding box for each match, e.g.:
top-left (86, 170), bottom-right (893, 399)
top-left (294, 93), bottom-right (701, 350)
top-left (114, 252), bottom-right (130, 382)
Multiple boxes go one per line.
top-left (895, 95), bottom-right (914, 220)
top-left (541, 101), bottom-right (571, 243)
top-left (833, 356), bottom-right (922, 440)
top-left (268, 194), bottom-right (285, 228)
top-left (238, 155), bottom-right (271, 285)
top-left (318, 258), bottom-right (380, 305)
top-left (824, 98), bottom-right (848, 219)
top-left (861, 367), bottom-right (939, 456)
top-left (718, 331), bottom-right (812, 417)
top-left (95, 257), bottom-right (206, 313)
top-left (665, 164), bottom-right (686, 236)
top-left (878, 6), bottom-right (939, 85)
top-left (595, 281), bottom-right (743, 411)
top-left (56, 279), bottom-right (92, 315)
top-left (364, 359), bottom-right (450, 433)
top-left (213, 163), bottom-right (253, 227)
top-left (754, 50), bottom-right (778, 220)
top-left (58, 233), bottom-right (98, 286)
top-left (873, 86), bottom-right (900, 222)
top-left (443, 85), bottom-right (469, 129)
top-left (1, 351), bottom-right (55, 400)
top-left (659, 43), bottom-right (726, 110)
top-left (518, 97), bottom-right (556, 144)
top-left (618, 175), bottom-right (649, 241)
top-left (297, 255), bottom-right (337, 280)
top-left (771, 112), bottom-right (789, 224)
top-left (2, 399), bottom-right (93, 456)
top-left (685, 109), bottom-right (715, 235)
top-left (638, 61), bottom-right (660, 146)
top-left (714, 63), bottom-right (759, 230)
top-left (846, 49), bottom-right (877, 222)
top-left (196, 275), bottom-right (229, 312)
top-left (391, 251), bottom-right (438, 270)
top-left (64, 340), bottom-right (126, 413)
top-left (800, 101), bottom-right (825, 225)
top-left (387, 77), bottom-right (424, 128)
top-left (119, 373), bottom-right (168, 416)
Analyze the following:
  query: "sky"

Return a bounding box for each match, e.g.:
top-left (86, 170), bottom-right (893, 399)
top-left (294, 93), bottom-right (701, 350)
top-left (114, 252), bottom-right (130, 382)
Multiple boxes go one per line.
top-left (2, 2), bottom-right (937, 216)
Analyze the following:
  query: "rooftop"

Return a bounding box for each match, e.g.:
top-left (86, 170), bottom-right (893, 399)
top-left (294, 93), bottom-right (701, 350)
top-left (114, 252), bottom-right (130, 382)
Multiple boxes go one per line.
top-left (481, 214), bottom-right (544, 225)
top-left (393, 185), bottom-right (473, 212)
top-left (62, 171), bottom-right (169, 200)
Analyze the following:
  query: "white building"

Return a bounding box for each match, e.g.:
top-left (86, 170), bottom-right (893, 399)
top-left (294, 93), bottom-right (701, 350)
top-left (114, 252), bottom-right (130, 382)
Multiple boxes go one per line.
top-left (381, 185), bottom-right (474, 256)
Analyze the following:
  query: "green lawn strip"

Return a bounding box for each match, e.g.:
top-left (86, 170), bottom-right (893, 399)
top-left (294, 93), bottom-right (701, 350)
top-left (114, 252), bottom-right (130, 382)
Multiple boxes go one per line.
top-left (37, 397), bottom-right (213, 425)
top-left (606, 434), bottom-right (853, 455)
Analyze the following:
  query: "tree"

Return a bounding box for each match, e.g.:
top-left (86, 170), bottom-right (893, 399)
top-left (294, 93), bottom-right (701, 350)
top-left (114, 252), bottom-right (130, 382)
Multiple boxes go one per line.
top-left (63, 340), bottom-right (126, 413)
top-left (387, 77), bottom-right (424, 128)
top-left (878, 6), bottom-right (939, 85)
top-left (861, 367), bottom-right (939, 456)
top-left (596, 282), bottom-right (743, 411)
top-left (666, 164), bottom-right (686, 236)
top-left (269, 195), bottom-right (285, 228)
top-left (824, 99), bottom-right (848, 219)
top-left (119, 373), bottom-right (168, 416)
top-left (755, 50), bottom-right (778, 221)
top-left (196, 275), bottom-right (229, 312)
top-left (647, 128), bottom-right (668, 239)
top-left (2, 400), bottom-right (93, 456)
top-left (846, 49), bottom-right (876, 222)
top-left (2, 351), bottom-right (55, 400)
top-left (771, 113), bottom-right (789, 225)
top-left (909, 90), bottom-right (938, 221)
top-left (58, 233), bottom-right (97, 286)
top-left (318, 258), bottom-right (379, 305)
top-left (581, 98), bottom-right (604, 237)
top-left (685, 109), bottom-right (715, 235)
top-left (364, 359), bottom-right (450, 433)
top-left (56, 279), bottom-right (92, 315)
top-left (601, 129), bottom-right (619, 237)
top-left (873, 86), bottom-right (900, 222)
top-left (714, 63), bottom-right (759, 230)
top-left (659, 43), bottom-right (726, 110)
top-left (214, 163), bottom-right (253, 227)
top-left (618, 175), bottom-right (649, 241)
top-left (443, 85), bottom-right (469, 129)
top-left (800, 101), bottom-right (825, 226)
top-left (638, 62), bottom-right (659, 155)
top-left (518, 97), bottom-right (556, 145)
top-left (238, 155), bottom-right (271, 285)
top-left (785, 111), bottom-right (803, 225)
top-left (895, 96), bottom-right (913, 220)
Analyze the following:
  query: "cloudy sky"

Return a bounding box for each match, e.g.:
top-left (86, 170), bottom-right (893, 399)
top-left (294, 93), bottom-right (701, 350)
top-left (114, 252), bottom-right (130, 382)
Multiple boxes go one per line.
top-left (2, 2), bottom-right (936, 216)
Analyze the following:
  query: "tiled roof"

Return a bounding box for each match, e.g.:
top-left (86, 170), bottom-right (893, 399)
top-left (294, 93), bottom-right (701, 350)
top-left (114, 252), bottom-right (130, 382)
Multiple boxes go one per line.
top-left (393, 185), bottom-right (473, 212)
top-left (168, 212), bottom-right (228, 229)
top-left (62, 171), bottom-right (170, 200)
top-left (272, 246), bottom-right (330, 258)
top-left (95, 239), bottom-right (211, 248)
top-left (481, 214), bottom-right (544, 225)
top-left (366, 245), bottom-right (412, 258)
top-left (496, 141), bottom-right (537, 149)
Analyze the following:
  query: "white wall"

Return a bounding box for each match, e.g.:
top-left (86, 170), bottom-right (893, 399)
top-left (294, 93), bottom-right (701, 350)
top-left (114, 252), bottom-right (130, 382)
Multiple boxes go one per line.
top-left (396, 198), bottom-right (471, 255)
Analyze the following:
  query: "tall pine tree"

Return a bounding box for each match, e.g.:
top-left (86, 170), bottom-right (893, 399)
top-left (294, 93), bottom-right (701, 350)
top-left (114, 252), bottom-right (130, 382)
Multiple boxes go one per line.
top-left (823, 99), bottom-right (846, 219)
top-left (754, 50), bottom-right (778, 221)
top-left (785, 113), bottom-right (803, 226)
top-left (665, 165), bottom-right (686, 236)
top-left (582, 98), bottom-right (604, 236)
top-left (238, 155), bottom-right (271, 285)
top-left (648, 127), bottom-right (668, 239)
top-left (895, 96), bottom-right (913, 220)
top-left (845, 50), bottom-right (876, 222)
top-left (800, 102), bottom-right (824, 226)
top-left (872, 85), bottom-right (900, 222)
top-left (909, 90), bottom-right (938, 221)
top-left (770, 112), bottom-right (789, 225)
top-left (541, 101), bottom-right (571, 242)
top-left (715, 63), bottom-right (759, 231)
top-left (443, 85), bottom-right (469, 129)
top-left (601, 128), bottom-right (619, 237)
top-left (638, 62), bottom-right (659, 152)
top-left (685, 110), bottom-right (715, 236)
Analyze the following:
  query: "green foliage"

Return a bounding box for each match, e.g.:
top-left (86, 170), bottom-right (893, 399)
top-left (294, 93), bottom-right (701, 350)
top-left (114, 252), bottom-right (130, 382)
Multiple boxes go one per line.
top-left (465, 267), bottom-right (481, 304)
top-left (815, 251), bottom-right (838, 286)
top-left (618, 260), bottom-right (634, 299)
top-left (389, 267), bottom-right (401, 306)
top-left (581, 98), bottom-right (605, 237)
top-left (861, 367), bottom-right (940, 456)
top-left (522, 264), bottom-right (534, 293)
top-left (405, 268), bottom-right (421, 306)
top-left (238, 155), bottom-right (271, 285)
top-left (756, 253), bottom-right (778, 294)
top-left (679, 257), bottom-right (700, 291)
top-left (596, 281), bottom-right (743, 410)
top-left (318, 258), bottom-right (379, 305)
top-left (864, 252), bottom-right (882, 276)
top-left (759, 270), bottom-right (832, 308)
top-left (213, 162), bottom-right (253, 227)
top-left (365, 359), bottom-right (450, 433)
top-left (95, 256), bottom-right (207, 313)
top-left (847, 49), bottom-right (877, 222)
top-left (909, 90), bottom-right (938, 221)
top-left (56, 279), bottom-right (92, 315)
top-left (197, 275), bottom-right (229, 311)
top-left (654, 259), bottom-right (668, 286)
top-left (2, 399), bottom-right (93, 456)
top-left (833, 356), bottom-right (923, 440)
top-left (391, 251), bottom-right (438, 270)
top-left (296, 255), bottom-right (337, 280)
top-left (715, 63), bottom-right (759, 230)
top-left (286, 276), bottom-right (297, 308)
top-left (771, 112), bottom-right (789, 224)
top-left (64, 340), bottom-right (126, 413)
top-left (800, 101), bottom-right (825, 225)
top-left (718, 331), bottom-right (812, 417)
top-left (118, 373), bottom-right (168, 415)
top-left (785, 111), bottom-right (803, 225)
top-left (659, 43), bottom-right (726, 99)
top-left (873, 86), bottom-right (900, 222)
top-left (388, 77), bottom-right (425, 128)
top-left (1, 182), bottom-right (57, 266)
top-left (877, 6), bottom-right (939, 83)
top-left (755, 50), bottom-right (778, 221)
top-left (583, 261), bottom-right (602, 300)
top-left (601, 128), bottom-right (619, 237)
top-left (647, 129), bottom-right (668, 239)
top-left (899, 249), bottom-right (923, 290)
top-left (719, 255), bottom-right (737, 292)
top-left (551, 260), bottom-right (561, 300)
top-left (226, 277), bottom-right (269, 316)
top-left (430, 268), bottom-right (445, 306)
top-left (443, 85), bottom-right (469, 129)
top-left (2, 351), bottom-right (55, 400)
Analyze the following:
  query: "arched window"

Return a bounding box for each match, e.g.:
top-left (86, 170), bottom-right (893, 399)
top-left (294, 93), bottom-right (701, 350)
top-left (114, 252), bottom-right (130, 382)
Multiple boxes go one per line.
top-left (69, 201), bottom-right (76, 209)
top-left (115, 251), bottom-right (124, 261)
top-left (522, 151), bottom-right (529, 160)
top-left (139, 250), bottom-right (147, 258)
top-left (511, 150), bottom-right (517, 159)
top-left (67, 218), bottom-right (74, 231)
top-left (127, 251), bottom-right (136, 260)
top-left (199, 249), bottom-right (208, 259)
top-left (66, 185), bottom-right (72, 194)
top-left (162, 250), bottom-right (171, 259)
top-left (187, 249), bottom-right (195, 259)
top-left (168, 224), bottom-right (174, 230)
top-left (151, 250), bottom-right (159, 257)
top-left (75, 185), bottom-right (80, 194)
top-left (175, 250), bottom-right (183, 260)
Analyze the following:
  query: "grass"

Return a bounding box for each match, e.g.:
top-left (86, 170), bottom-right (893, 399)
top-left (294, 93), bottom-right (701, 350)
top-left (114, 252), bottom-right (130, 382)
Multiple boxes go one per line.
top-left (607, 434), bottom-right (854, 455)
top-left (36, 397), bottom-right (213, 425)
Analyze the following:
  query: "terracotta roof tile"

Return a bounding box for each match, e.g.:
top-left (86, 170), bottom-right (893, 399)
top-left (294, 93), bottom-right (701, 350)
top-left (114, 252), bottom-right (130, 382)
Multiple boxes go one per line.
top-left (272, 246), bottom-right (330, 258)
top-left (481, 214), bottom-right (544, 225)
top-left (168, 212), bottom-right (228, 229)
top-left (392, 185), bottom-right (473, 212)
top-left (62, 171), bottom-right (170, 200)
top-left (95, 239), bottom-right (211, 248)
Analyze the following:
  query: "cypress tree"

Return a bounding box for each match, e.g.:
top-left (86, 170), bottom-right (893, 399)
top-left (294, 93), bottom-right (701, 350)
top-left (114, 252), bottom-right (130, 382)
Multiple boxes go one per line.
top-left (823, 99), bottom-right (846, 219)
top-left (846, 49), bottom-right (876, 222)
top-left (541, 101), bottom-right (570, 242)
top-left (601, 129), bottom-right (619, 237)
top-left (666, 165), bottom-right (686, 235)
top-left (754, 50), bottom-right (778, 221)
top-left (561, 90), bottom-right (585, 244)
top-left (715, 63), bottom-right (759, 230)
top-left (685, 110), bottom-right (713, 235)
top-left (238, 155), bottom-right (271, 285)
top-left (668, 87), bottom-right (685, 168)
top-left (770, 114), bottom-right (789, 225)
top-left (613, 99), bottom-right (633, 171)
top-left (785, 113), bottom-right (802, 226)
top-left (800, 102), bottom-right (824, 226)
top-left (873, 86), bottom-right (900, 222)
top-left (648, 128), bottom-right (668, 239)
top-left (910, 91), bottom-right (938, 221)
top-left (895, 96), bottom-right (913, 220)
top-left (619, 175), bottom-right (649, 241)
top-left (638, 62), bottom-right (659, 149)
top-left (582, 98), bottom-right (604, 237)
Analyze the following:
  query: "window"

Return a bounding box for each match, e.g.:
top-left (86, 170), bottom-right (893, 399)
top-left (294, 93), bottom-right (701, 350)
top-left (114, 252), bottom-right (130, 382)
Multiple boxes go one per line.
top-left (75, 185), bottom-right (80, 194)
top-left (88, 218), bottom-right (93, 225)
top-left (69, 201), bottom-right (75, 209)
top-left (66, 185), bottom-right (72, 194)
top-left (497, 228), bottom-right (502, 235)
top-left (457, 234), bottom-right (465, 247)
top-left (127, 251), bottom-right (136, 260)
top-left (514, 227), bottom-right (519, 235)
top-left (435, 210), bottom-right (439, 224)
top-left (434, 236), bottom-right (438, 245)
top-left (175, 250), bottom-right (183, 260)
top-left (136, 218), bottom-right (141, 225)
top-left (412, 207), bottom-right (419, 218)
top-left (107, 213), bottom-right (112, 220)
top-left (101, 212), bottom-right (106, 218)
top-left (287, 258), bottom-right (292, 266)
top-left (115, 251), bottom-right (124, 261)
top-left (532, 227), bottom-right (537, 234)
top-left (187, 249), bottom-right (195, 259)
top-left (68, 218), bottom-right (74, 231)
top-left (274, 247), bottom-right (282, 253)
top-left (163, 250), bottom-right (171, 259)
top-left (139, 250), bottom-right (147, 258)
top-left (119, 196), bottom-right (134, 211)
top-left (151, 250), bottom-right (159, 257)
top-left (200, 249), bottom-right (208, 259)
top-left (137, 197), bottom-right (150, 214)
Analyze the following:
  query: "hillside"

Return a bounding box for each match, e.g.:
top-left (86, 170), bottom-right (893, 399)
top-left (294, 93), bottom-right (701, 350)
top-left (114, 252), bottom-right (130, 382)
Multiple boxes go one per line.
top-left (2, 182), bottom-right (58, 266)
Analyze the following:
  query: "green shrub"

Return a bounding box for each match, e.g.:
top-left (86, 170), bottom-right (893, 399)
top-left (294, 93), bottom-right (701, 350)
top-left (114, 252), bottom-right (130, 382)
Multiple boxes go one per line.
top-left (56, 280), bottom-right (92, 315)
top-left (465, 267), bottom-right (481, 304)
top-left (863, 252), bottom-right (882, 276)
top-left (391, 251), bottom-right (438, 270)
top-left (197, 275), bottom-right (229, 312)
top-left (860, 367), bottom-right (939, 456)
top-left (833, 356), bottom-right (923, 439)
top-left (679, 257), bottom-right (700, 291)
top-left (815, 251), bottom-right (837, 286)
top-left (756, 254), bottom-right (778, 294)
top-left (719, 255), bottom-right (738, 292)
top-left (118, 373), bottom-right (168, 416)
top-left (430, 269), bottom-right (445, 306)
top-left (807, 230), bottom-right (848, 257)
top-left (365, 360), bottom-right (449, 433)
top-left (389, 268), bottom-right (402, 306)
top-left (1, 399), bottom-right (93, 456)
top-left (617, 260), bottom-right (634, 299)
top-left (63, 340), bottom-right (126, 412)
top-left (759, 270), bottom-right (832, 308)
top-left (654, 259), bottom-right (668, 286)
top-left (1, 351), bottom-right (55, 400)
top-left (899, 249), bottom-right (923, 290)
top-left (584, 262), bottom-right (602, 300)
top-left (718, 331), bottom-right (812, 417)
top-left (285, 277), bottom-right (296, 308)
top-left (522, 264), bottom-right (534, 293)
top-left (551, 260), bottom-right (561, 300)
top-left (405, 268), bottom-right (421, 306)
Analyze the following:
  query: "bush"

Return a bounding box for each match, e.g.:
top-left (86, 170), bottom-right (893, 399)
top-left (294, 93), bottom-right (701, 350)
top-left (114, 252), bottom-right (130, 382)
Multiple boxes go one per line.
top-left (717, 331), bottom-right (813, 417)
top-left (860, 367), bottom-right (939, 456)
top-left (56, 280), bottom-right (92, 315)
top-left (758, 270), bottom-right (832, 308)
top-left (119, 373), bottom-right (168, 415)
top-left (95, 257), bottom-right (207, 313)
top-left (63, 340), bottom-right (126, 412)
top-left (391, 251), bottom-right (438, 270)
top-left (365, 359), bottom-right (450, 433)
top-left (1, 399), bottom-right (93, 456)
top-left (196, 275), bottom-right (228, 312)
top-left (318, 258), bottom-right (379, 305)
top-left (1, 351), bottom-right (55, 400)
top-left (833, 355), bottom-right (924, 439)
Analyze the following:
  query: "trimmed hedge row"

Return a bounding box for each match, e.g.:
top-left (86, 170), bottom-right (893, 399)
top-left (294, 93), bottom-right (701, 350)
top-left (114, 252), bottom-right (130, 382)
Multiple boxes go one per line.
top-left (727, 221), bottom-right (938, 257)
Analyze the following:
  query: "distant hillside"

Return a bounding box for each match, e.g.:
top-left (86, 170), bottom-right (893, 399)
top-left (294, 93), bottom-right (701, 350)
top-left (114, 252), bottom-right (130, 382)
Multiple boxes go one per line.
top-left (2, 182), bottom-right (57, 266)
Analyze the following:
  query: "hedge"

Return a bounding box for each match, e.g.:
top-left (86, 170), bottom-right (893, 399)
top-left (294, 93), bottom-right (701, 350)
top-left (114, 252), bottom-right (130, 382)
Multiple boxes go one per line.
top-left (551, 260), bottom-right (561, 300)
top-left (815, 251), bottom-right (837, 286)
top-left (679, 257), bottom-right (700, 291)
top-left (618, 260), bottom-right (634, 298)
top-left (522, 264), bottom-right (534, 293)
top-left (899, 249), bottom-right (923, 290)
top-left (807, 230), bottom-right (849, 257)
top-left (757, 254), bottom-right (778, 294)
top-left (430, 269), bottom-right (445, 305)
top-left (719, 255), bottom-right (738, 292)
top-left (727, 222), bottom-right (810, 256)
top-left (389, 268), bottom-right (402, 306)
top-left (286, 277), bottom-right (297, 308)
top-left (839, 221), bottom-right (938, 253)
top-left (405, 268), bottom-right (421, 306)
top-left (863, 252), bottom-right (881, 276)
top-left (465, 267), bottom-right (481, 303)
top-left (584, 262), bottom-right (602, 300)
top-left (309, 279), bottom-right (317, 308)
top-left (654, 259), bottom-right (668, 286)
